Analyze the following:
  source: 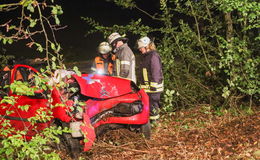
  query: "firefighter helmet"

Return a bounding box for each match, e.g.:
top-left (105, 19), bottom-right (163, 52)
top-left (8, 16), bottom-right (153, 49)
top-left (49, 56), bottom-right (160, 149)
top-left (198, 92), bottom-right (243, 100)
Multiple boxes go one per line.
top-left (137, 36), bottom-right (151, 49)
top-left (107, 32), bottom-right (128, 45)
top-left (98, 42), bottom-right (112, 54)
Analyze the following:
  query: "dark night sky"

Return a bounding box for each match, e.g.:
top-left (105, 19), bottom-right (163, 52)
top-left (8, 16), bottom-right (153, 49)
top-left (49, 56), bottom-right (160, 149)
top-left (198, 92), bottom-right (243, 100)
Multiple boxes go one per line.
top-left (1, 0), bottom-right (160, 62)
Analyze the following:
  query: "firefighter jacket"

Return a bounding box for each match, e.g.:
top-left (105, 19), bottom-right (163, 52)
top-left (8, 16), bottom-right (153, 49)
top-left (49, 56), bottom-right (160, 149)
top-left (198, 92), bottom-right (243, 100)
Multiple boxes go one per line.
top-left (91, 55), bottom-right (115, 75)
top-left (138, 50), bottom-right (164, 93)
top-left (113, 43), bottom-right (136, 83)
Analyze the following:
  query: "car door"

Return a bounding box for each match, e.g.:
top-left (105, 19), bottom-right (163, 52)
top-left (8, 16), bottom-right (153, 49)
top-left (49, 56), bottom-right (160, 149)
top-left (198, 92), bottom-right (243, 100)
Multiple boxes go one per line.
top-left (0, 64), bottom-right (51, 139)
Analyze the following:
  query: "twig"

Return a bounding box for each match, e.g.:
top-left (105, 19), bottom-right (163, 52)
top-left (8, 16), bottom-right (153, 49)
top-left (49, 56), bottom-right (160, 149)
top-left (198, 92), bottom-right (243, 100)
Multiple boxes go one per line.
top-left (36, 1), bottom-right (50, 68)
top-left (135, 6), bottom-right (161, 21)
top-left (205, 0), bottom-right (223, 56)
top-left (189, 0), bottom-right (211, 70)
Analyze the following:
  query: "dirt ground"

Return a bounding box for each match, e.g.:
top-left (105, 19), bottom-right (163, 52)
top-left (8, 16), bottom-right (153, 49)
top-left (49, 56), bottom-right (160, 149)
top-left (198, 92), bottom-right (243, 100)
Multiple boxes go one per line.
top-left (60, 106), bottom-right (260, 160)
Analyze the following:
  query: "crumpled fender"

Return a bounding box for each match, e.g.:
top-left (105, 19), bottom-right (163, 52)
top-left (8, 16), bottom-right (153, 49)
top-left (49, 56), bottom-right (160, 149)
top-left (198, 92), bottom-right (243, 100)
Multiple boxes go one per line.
top-left (51, 88), bottom-right (72, 122)
top-left (80, 112), bottom-right (96, 151)
top-left (92, 89), bottom-right (150, 128)
top-left (72, 74), bottom-right (133, 99)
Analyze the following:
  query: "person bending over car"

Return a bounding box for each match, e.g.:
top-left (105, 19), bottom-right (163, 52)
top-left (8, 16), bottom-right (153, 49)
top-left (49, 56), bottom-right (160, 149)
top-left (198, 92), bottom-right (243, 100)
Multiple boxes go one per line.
top-left (107, 32), bottom-right (136, 83)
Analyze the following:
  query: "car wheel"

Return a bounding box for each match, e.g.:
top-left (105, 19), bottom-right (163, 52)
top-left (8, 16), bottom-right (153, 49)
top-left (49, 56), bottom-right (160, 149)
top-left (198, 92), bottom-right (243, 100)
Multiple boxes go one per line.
top-left (57, 121), bottom-right (81, 159)
top-left (61, 133), bottom-right (81, 159)
top-left (140, 121), bottom-right (151, 139)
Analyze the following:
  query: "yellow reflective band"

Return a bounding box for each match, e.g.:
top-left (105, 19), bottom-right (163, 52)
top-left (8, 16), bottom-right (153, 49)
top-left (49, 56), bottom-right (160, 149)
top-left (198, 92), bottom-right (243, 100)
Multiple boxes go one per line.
top-left (145, 89), bottom-right (163, 93)
top-left (143, 68), bottom-right (149, 82)
top-left (116, 59), bottom-right (120, 76)
top-left (121, 61), bottom-right (130, 65)
top-left (140, 85), bottom-right (149, 89)
top-left (141, 84), bottom-right (164, 93)
top-left (150, 82), bottom-right (164, 88)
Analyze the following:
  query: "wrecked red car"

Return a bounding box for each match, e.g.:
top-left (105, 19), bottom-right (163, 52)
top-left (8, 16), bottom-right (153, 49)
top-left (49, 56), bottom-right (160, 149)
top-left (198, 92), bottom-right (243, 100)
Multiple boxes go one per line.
top-left (0, 64), bottom-right (150, 158)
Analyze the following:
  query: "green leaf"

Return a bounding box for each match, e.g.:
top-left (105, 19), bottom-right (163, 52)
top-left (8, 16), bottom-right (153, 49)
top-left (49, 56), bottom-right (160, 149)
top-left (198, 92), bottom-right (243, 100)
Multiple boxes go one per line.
top-left (27, 3), bottom-right (34, 13)
top-left (54, 15), bottom-right (60, 25)
top-left (56, 44), bottom-right (61, 52)
top-left (73, 66), bottom-right (81, 76)
top-left (51, 43), bottom-right (56, 50)
top-left (69, 87), bottom-right (77, 93)
top-left (8, 38), bottom-right (13, 44)
top-left (51, 56), bottom-right (56, 62)
top-left (51, 61), bottom-right (57, 70)
top-left (6, 110), bottom-right (14, 115)
top-left (29, 19), bottom-right (37, 28)
top-left (35, 43), bottom-right (43, 52)
top-left (18, 105), bottom-right (31, 112)
top-left (51, 6), bottom-right (58, 15)
top-left (3, 38), bottom-right (7, 44)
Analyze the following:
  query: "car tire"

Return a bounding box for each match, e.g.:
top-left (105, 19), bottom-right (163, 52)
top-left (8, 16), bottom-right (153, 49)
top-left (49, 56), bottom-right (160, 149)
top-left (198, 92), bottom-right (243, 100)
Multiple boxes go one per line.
top-left (61, 133), bottom-right (81, 159)
top-left (140, 121), bottom-right (151, 139)
top-left (57, 121), bottom-right (81, 159)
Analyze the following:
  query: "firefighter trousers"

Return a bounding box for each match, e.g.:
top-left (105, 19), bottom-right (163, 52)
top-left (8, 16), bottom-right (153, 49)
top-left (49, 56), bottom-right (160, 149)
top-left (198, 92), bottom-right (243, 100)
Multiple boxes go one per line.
top-left (147, 93), bottom-right (161, 121)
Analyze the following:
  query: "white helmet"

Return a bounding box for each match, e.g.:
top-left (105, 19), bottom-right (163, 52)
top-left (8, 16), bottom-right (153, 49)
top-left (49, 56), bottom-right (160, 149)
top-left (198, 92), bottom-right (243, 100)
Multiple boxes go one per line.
top-left (98, 42), bottom-right (111, 54)
top-left (107, 32), bottom-right (128, 44)
top-left (108, 32), bottom-right (121, 44)
top-left (137, 36), bottom-right (151, 49)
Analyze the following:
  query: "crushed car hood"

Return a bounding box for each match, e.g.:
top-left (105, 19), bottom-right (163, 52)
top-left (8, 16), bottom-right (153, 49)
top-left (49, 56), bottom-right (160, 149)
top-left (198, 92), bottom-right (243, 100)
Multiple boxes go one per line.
top-left (73, 74), bottom-right (133, 99)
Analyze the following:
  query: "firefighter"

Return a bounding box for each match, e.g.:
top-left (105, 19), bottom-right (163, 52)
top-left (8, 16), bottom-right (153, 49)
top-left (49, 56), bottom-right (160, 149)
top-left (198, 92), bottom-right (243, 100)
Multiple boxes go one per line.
top-left (137, 36), bottom-right (164, 122)
top-left (107, 32), bottom-right (136, 83)
top-left (91, 42), bottom-right (115, 75)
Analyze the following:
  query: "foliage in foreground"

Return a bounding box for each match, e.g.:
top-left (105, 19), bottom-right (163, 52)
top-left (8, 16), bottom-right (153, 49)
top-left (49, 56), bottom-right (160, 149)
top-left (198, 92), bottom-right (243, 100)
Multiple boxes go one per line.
top-left (0, 126), bottom-right (66, 160)
top-left (0, 0), bottom-right (67, 159)
top-left (0, 0), bottom-right (259, 159)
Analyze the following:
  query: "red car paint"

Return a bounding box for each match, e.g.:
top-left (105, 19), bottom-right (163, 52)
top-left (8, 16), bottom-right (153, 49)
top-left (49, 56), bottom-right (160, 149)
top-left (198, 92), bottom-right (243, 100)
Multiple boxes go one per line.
top-left (0, 64), bottom-right (150, 152)
top-left (73, 74), bottom-right (149, 150)
top-left (73, 74), bottom-right (133, 99)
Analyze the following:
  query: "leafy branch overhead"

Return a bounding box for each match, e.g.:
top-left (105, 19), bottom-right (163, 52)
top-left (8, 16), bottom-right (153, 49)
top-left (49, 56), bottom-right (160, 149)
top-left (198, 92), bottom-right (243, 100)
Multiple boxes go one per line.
top-left (83, 0), bottom-right (260, 108)
top-left (0, 1), bottom-right (69, 159)
top-left (0, 0), bottom-right (65, 69)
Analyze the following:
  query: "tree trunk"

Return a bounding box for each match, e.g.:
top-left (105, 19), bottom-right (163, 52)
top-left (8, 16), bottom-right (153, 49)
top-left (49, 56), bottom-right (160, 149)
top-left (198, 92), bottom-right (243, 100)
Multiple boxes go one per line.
top-left (225, 12), bottom-right (233, 42)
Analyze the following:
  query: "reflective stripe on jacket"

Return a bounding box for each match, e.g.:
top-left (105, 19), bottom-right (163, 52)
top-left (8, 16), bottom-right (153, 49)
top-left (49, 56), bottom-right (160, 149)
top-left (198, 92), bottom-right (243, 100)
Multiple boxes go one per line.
top-left (138, 50), bottom-right (164, 93)
top-left (113, 43), bottom-right (136, 83)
